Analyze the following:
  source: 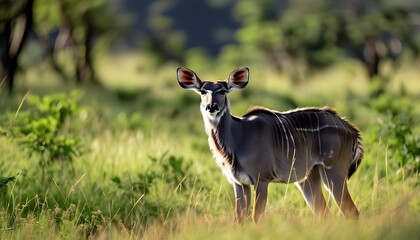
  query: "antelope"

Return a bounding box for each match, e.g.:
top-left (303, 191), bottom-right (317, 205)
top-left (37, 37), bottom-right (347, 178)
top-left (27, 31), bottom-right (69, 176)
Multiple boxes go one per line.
top-left (177, 67), bottom-right (363, 223)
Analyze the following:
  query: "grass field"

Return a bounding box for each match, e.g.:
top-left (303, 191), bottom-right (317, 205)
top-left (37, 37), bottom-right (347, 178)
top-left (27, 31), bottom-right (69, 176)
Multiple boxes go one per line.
top-left (1, 57), bottom-right (419, 239)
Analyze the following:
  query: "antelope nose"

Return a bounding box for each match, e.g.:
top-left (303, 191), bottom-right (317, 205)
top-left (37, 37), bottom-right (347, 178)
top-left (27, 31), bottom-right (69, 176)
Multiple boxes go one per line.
top-left (206, 103), bottom-right (219, 113)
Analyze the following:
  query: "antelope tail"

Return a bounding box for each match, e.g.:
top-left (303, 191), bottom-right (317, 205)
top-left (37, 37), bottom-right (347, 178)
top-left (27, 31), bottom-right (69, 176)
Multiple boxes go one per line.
top-left (348, 134), bottom-right (364, 179)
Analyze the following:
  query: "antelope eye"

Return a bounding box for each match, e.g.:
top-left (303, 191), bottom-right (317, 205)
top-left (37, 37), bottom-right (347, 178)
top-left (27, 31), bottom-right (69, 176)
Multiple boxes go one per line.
top-left (218, 90), bottom-right (227, 95)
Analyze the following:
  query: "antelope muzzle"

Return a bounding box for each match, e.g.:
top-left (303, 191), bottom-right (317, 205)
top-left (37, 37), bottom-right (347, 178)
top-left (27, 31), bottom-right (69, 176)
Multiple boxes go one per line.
top-left (206, 103), bottom-right (219, 114)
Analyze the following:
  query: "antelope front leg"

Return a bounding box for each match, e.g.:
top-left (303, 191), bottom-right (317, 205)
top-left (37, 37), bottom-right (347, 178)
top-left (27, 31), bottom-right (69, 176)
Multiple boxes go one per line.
top-left (253, 181), bottom-right (268, 223)
top-left (234, 183), bottom-right (251, 223)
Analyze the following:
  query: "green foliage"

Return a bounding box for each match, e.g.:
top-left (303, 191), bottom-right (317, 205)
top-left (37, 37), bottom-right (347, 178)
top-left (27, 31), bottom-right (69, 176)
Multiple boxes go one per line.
top-left (3, 91), bottom-right (85, 179)
top-left (369, 95), bottom-right (420, 174)
top-left (140, 31), bottom-right (186, 70)
top-left (0, 0), bottom-right (26, 21)
top-left (227, 0), bottom-right (420, 83)
top-left (0, 176), bottom-right (15, 199)
top-left (1, 53), bottom-right (420, 238)
top-left (184, 48), bottom-right (214, 73)
top-left (110, 152), bottom-right (208, 224)
top-left (111, 112), bottom-right (145, 132)
top-left (216, 44), bottom-right (250, 70)
top-left (33, 0), bottom-right (61, 34)
top-left (224, 0), bottom-right (348, 81)
top-left (346, 7), bottom-right (413, 46)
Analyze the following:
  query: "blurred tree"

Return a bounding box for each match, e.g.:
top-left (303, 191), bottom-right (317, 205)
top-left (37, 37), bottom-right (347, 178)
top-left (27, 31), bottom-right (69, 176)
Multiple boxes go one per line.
top-left (276, 1), bottom-right (344, 82)
top-left (229, 0), bottom-right (419, 91)
top-left (232, 0), bottom-right (343, 84)
top-left (0, 0), bottom-right (34, 92)
top-left (0, 0), bottom-right (124, 91)
top-left (343, 5), bottom-right (419, 97)
top-left (33, 0), bottom-right (67, 81)
top-left (140, 0), bottom-right (186, 69)
top-left (37, 0), bottom-right (120, 84)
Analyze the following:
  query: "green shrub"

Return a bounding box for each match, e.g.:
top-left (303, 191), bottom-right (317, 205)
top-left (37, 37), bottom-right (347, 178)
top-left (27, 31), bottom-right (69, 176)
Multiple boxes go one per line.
top-left (2, 91), bottom-right (85, 180)
top-left (369, 95), bottom-right (420, 175)
top-left (110, 152), bottom-right (209, 224)
top-left (0, 176), bottom-right (15, 199)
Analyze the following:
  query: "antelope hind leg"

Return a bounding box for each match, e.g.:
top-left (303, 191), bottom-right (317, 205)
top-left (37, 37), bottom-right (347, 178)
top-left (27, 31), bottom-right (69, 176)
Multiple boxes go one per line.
top-left (319, 167), bottom-right (359, 218)
top-left (295, 165), bottom-right (329, 217)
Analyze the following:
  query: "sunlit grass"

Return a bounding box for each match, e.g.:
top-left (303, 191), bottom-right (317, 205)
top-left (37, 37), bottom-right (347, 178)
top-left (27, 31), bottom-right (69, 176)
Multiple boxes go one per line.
top-left (1, 56), bottom-right (419, 239)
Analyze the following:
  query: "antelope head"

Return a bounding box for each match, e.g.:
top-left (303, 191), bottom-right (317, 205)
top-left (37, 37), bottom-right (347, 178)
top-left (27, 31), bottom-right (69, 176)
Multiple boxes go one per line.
top-left (177, 67), bottom-right (249, 123)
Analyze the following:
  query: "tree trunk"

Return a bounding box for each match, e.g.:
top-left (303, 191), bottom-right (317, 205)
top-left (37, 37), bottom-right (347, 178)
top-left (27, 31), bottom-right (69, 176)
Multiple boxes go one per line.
top-left (82, 24), bottom-right (98, 84)
top-left (36, 30), bottom-right (69, 82)
top-left (0, 20), bottom-right (12, 86)
top-left (5, 0), bottom-right (35, 92)
top-left (363, 38), bottom-right (387, 97)
top-left (363, 39), bottom-right (380, 80)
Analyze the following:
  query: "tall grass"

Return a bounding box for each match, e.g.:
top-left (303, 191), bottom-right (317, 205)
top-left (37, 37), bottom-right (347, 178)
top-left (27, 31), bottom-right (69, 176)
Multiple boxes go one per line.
top-left (1, 59), bottom-right (419, 239)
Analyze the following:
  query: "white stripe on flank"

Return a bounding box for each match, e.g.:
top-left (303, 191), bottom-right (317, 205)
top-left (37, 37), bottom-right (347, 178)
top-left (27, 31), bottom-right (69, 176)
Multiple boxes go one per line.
top-left (295, 124), bottom-right (338, 132)
top-left (273, 113), bottom-right (290, 158)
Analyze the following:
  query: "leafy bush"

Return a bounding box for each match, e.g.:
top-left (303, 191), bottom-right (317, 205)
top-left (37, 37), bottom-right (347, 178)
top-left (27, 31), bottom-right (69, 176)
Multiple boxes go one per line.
top-left (369, 95), bottom-right (420, 175)
top-left (110, 152), bottom-right (209, 224)
top-left (2, 91), bottom-right (85, 179)
top-left (0, 176), bottom-right (15, 199)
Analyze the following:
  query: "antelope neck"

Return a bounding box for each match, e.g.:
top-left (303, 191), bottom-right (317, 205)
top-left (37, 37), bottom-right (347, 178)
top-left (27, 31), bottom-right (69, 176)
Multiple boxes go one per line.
top-left (202, 104), bottom-right (239, 163)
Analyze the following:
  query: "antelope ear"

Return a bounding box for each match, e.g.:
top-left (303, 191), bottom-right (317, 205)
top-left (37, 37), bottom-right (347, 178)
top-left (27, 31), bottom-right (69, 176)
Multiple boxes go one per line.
top-left (227, 67), bottom-right (249, 90)
top-left (177, 67), bottom-right (202, 91)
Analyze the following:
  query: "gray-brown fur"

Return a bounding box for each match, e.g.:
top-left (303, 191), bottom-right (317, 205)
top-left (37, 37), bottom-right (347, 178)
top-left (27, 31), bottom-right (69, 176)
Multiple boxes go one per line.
top-left (177, 67), bottom-right (364, 223)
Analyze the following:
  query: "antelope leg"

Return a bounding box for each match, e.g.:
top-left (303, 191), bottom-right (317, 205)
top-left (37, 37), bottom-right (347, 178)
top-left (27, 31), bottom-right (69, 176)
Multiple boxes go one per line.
top-left (253, 181), bottom-right (268, 223)
top-left (319, 167), bottom-right (359, 218)
top-left (234, 183), bottom-right (251, 223)
top-left (295, 165), bottom-right (329, 217)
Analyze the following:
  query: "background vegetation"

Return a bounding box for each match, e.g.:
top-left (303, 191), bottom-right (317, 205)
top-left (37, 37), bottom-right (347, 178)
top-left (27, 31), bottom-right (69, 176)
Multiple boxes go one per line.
top-left (1, 0), bottom-right (419, 239)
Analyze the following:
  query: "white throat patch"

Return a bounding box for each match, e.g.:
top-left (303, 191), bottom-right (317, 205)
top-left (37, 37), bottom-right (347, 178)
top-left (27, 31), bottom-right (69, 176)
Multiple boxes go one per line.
top-left (201, 103), bottom-right (227, 129)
